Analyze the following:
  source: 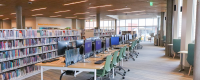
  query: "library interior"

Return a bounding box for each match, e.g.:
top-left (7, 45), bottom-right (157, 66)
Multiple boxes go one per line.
top-left (0, 0), bottom-right (199, 80)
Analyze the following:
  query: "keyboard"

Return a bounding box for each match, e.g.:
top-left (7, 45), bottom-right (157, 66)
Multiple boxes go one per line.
top-left (94, 60), bottom-right (104, 64)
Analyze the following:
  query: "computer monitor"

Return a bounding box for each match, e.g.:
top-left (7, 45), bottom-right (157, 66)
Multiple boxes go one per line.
top-left (84, 40), bottom-right (92, 55)
top-left (58, 41), bottom-right (72, 56)
top-left (95, 39), bottom-right (102, 51)
top-left (129, 35), bottom-right (132, 40)
top-left (105, 38), bottom-right (110, 49)
top-left (76, 39), bottom-right (84, 48)
top-left (111, 37), bottom-right (119, 45)
top-left (90, 37), bottom-right (99, 42)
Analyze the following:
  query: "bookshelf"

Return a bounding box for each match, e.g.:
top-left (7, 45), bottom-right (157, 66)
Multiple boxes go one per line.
top-left (0, 29), bottom-right (81, 80)
top-left (81, 29), bottom-right (115, 39)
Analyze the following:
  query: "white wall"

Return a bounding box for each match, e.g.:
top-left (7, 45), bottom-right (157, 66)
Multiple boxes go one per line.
top-left (36, 17), bottom-right (72, 29)
top-left (12, 17), bottom-right (36, 29)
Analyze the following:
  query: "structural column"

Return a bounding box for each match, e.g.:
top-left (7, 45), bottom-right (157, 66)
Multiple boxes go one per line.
top-left (194, 0), bottom-right (200, 79)
top-left (160, 12), bottom-right (165, 46)
top-left (22, 16), bottom-right (25, 29)
top-left (72, 19), bottom-right (77, 29)
top-left (0, 19), bottom-right (3, 29)
top-left (96, 13), bottom-right (100, 29)
top-left (16, 6), bottom-right (23, 29)
top-left (180, 0), bottom-right (197, 68)
top-left (115, 19), bottom-right (117, 35)
top-left (173, 0), bottom-right (182, 39)
top-left (165, 0), bottom-right (173, 56)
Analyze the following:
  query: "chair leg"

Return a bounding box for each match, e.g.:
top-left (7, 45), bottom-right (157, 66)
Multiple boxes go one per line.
top-left (188, 65), bottom-right (192, 76)
top-left (173, 53), bottom-right (176, 59)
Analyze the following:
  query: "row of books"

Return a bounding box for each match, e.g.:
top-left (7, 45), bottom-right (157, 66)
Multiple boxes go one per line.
top-left (0, 46), bottom-right (55, 62)
top-left (1, 65), bottom-right (40, 80)
top-left (0, 30), bottom-right (81, 39)
top-left (94, 32), bottom-right (115, 36)
top-left (0, 51), bottom-right (57, 73)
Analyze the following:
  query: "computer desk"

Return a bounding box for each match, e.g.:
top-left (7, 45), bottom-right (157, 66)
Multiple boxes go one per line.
top-left (36, 49), bottom-right (119, 80)
top-left (114, 44), bottom-right (130, 66)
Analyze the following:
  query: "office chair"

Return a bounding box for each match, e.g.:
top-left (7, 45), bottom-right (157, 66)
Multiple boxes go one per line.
top-left (137, 37), bottom-right (143, 49)
top-left (187, 43), bottom-right (195, 76)
top-left (88, 55), bottom-right (112, 80)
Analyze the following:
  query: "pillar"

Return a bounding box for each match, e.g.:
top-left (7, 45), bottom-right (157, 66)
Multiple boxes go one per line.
top-left (115, 19), bottom-right (117, 35)
top-left (160, 12), bottom-right (165, 46)
top-left (96, 13), bottom-right (100, 29)
top-left (16, 6), bottom-right (23, 29)
top-left (165, 0), bottom-right (173, 56)
top-left (194, 0), bottom-right (200, 79)
top-left (72, 19), bottom-right (77, 29)
top-left (180, 0), bottom-right (197, 68)
top-left (79, 19), bottom-right (85, 29)
top-left (22, 16), bottom-right (25, 29)
top-left (173, 0), bottom-right (182, 39)
top-left (0, 19), bottom-right (2, 29)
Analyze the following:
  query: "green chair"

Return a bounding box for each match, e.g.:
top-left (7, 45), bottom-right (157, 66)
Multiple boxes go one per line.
top-left (128, 41), bottom-right (136, 61)
top-left (89, 55), bottom-right (112, 80)
top-left (137, 37), bottom-right (143, 49)
top-left (110, 51), bottom-right (123, 78)
top-left (173, 39), bottom-right (181, 58)
top-left (187, 43), bottom-right (195, 76)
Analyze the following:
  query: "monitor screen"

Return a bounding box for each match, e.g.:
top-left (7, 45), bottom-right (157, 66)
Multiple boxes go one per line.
top-left (111, 37), bottom-right (119, 45)
top-left (58, 41), bottom-right (71, 55)
top-left (90, 37), bottom-right (99, 42)
top-left (95, 39), bottom-right (102, 51)
top-left (76, 39), bottom-right (84, 48)
top-left (105, 38), bottom-right (110, 49)
top-left (129, 35), bottom-right (132, 40)
top-left (84, 40), bottom-right (92, 54)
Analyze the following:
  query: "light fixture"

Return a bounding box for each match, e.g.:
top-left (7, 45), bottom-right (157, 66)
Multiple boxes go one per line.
top-left (74, 12), bottom-right (90, 15)
top-left (3, 18), bottom-right (9, 20)
top-left (11, 13), bottom-right (16, 15)
top-left (79, 18), bottom-right (86, 19)
top-left (0, 15), bottom-right (3, 16)
top-left (54, 10), bottom-right (71, 13)
top-left (50, 15), bottom-right (62, 17)
top-left (29, 0), bottom-right (35, 1)
top-left (123, 10), bottom-right (145, 13)
top-left (107, 8), bottom-right (131, 11)
top-left (31, 7), bottom-right (47, 11)
top-left (64, 0), bottom-right (88, 6)
top-left (32, 14), bottom-right (43, 16)
top-left (65, 17), bottom-right (77, 18)
top-left (88, 4), bottom-right (112, 9)
top-left (0, 4), bottom-right (5, 6)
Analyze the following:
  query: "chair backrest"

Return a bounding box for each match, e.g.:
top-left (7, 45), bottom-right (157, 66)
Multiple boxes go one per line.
top-left (187, 43), bottom-right (195, 66)
top-left (102, 55), bottom-right (112, 76)
top-left (173, 39), bottom-right (181, 53)
top-left (117, 48), bottom-right (124, 62)
top-left (123, 46), bottom-right (127, 57)
top-left (111, 51), bottom-right (119, 68)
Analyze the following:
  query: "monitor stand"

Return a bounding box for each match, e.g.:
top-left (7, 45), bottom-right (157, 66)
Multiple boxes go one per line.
top-left (91, 51), bottom-right (100, 58)
top-left (79, 55), bottom-right (90, 63)
top-left (103, 48), bottom-right (111, 54)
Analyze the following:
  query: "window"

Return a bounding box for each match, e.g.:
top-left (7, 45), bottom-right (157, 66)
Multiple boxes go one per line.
top-left (132, 19), bottom-right (138, 26)
top-left (146, 18), bottom-right (153, 26)
top-left (126, 19), bottom-right (132, 26)
top-left (153, 18), bottom-right (158, 26)
top-left (100, 20), bottom-right (104, 29)
top-left (120, 20), bottom-right (126, 26)
top-left (139, 19), bottom-right (145, 26)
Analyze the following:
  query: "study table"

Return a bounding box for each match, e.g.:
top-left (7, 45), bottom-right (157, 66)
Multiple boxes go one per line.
top-left (36, 48), bottom-right (124, 80)
top-left (178, 50), bottom-right (188, 72)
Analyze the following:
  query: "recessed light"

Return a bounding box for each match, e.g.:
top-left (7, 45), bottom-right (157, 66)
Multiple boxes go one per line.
top-left (65, 17), bottom-right (77, 18)
top-left (64, 0), bottom-right (88, 6)
top-left (88, 4), bottom-right (112, 9)
top-left (11, 13), bottom-right (16, 15)
top-left (31, 7), bottom-right (46, 11)
top-left (29, 0), bottom-right (35, 1)
top-left (0, 4), bottom-right (5, 6)
top-left (0, 15), bottom-right (3, 16)
top-left (54, 10), bottom-right (71, 13)
top-left (74, 12), bottom-right (90, 15)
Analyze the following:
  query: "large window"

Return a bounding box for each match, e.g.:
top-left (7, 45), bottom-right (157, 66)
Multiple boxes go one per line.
top-left (85, 20), bottom-right (96, 29)
top-left (139, 19), bottom-right (145, 26)
top-left (126, 19), bottom-right (132, 26)
top-left (146, 18), bottom-right (153, 26)
top-left (120, 20), bottom-right (126, 27)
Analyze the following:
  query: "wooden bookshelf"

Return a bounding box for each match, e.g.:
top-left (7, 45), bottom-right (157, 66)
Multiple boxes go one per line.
top-left (0, 29), bottom-right (81, 80)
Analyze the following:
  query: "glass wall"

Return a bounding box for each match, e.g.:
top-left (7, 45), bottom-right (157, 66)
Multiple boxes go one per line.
top-left (85, 19), bottom-right (115, 30)
top-left (117, 18), bottom-right (158, 41)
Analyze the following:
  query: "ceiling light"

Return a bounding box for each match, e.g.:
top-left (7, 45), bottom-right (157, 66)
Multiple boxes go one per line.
top-left (74, 12), bottom-right (90, 15)
top-left (108, 8), bottom-right (131, 11)
top-left (54, 10), bottom-right (71, 13)
top-left (3, 18), bottom-right (9, 20)
top-left (0, 4), bottom-right (5, 6)
top-left (31, 7), bottom-right (46, 11)
top-left (65, 17), bottom-right (77, 18)
top-left (29, 0), bottom-right (35, 1)
top-left (64, 0), bottom-right (88, 6)
top-left (0, 15), bottom-right (3, 16)
top-left (11, 13), bottom-right (16, 15)
top-left (88, 4), bottom-right (112, 9)
top-left (79, 18), bottom-right (86, 19)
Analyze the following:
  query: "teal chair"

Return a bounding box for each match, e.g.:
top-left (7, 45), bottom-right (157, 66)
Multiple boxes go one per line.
top-left (89, 55), bottom-right (112, 80)
top-left (187, 43), bottom-right (195, 76)
top-left (173, 39), bottom-right (181, 58)
top-left (115, 47), bottom-right (126, 79)
top-left (163, 36), bottom-right (166, 42)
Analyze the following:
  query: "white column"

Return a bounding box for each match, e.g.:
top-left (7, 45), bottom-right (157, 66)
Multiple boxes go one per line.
top-left (194, 0), bottom-right (200, 79)
top-left (180, 0), bottom-right (197, 67)
top-left (164, 12), bottom-right (167, 36)
top-left (173, 0), bottom-right (182, 39)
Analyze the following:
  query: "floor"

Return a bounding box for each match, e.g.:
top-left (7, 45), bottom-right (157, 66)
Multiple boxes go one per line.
top-left (24, 42), bottom-right (193, 80)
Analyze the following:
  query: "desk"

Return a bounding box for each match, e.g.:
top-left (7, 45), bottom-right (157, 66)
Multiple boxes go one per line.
top-left (114, 44), bottom-right (130, 64)
top-left (178, 50), bottom-right (188, 72)
top-left (36, 49), bottom-right (119, 80)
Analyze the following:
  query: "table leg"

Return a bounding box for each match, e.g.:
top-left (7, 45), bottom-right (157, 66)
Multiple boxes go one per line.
top-left (179, 53), bottom-right (184, 72)
top-left (41, 66), bottom-right (43, 80)
top-left (112, 67), bottom-right (114, 79)
top-left (61, 70), bottom-right (63, 73)
top-left (94, 69), bottom-right (96, 80)
top-left (74, 70), bottom-right (76, 77)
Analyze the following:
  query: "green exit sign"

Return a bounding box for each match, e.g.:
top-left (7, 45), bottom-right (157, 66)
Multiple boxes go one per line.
top-left (150, 2), bottom-right (153, 6)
